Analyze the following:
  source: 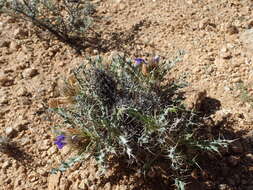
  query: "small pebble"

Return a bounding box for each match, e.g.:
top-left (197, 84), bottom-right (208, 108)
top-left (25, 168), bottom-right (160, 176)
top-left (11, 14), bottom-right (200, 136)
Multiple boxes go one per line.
top-left (5, 127), bottom-right (17, 138)
top-left (22, 68), bottom-right (39, 78)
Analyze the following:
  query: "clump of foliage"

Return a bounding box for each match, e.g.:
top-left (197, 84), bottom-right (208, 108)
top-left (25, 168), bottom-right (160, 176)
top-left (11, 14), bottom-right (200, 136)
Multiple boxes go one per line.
top-left (0, 0), bottom-right (95, 52)
top-left (50, 55), bottom-right (231, 189)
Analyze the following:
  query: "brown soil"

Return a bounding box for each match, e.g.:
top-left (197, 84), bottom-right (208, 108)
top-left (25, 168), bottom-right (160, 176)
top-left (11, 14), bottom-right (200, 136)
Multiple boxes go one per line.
top-left (1, 0), bottom-right (253, 189)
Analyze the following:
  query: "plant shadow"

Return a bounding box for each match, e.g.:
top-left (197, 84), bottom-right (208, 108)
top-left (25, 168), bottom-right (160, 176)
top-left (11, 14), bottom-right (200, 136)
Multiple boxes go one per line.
top-left (4, 143), bottom-right (34, 167)
top-left (96, 100), bottom-right (253, 190)
top-left (199, 97), bottom-right (221, 116)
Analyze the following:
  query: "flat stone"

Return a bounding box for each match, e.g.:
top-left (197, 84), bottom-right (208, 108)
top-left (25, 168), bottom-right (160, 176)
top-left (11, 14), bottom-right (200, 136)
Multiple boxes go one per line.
top-left (220, 51), bottom-right (232, 59)
top-left (14, 120), bottom-right (29, 132)
top-left (22, 68), bottom-right (39, 78)
top-left (17, 87), bottom-right (28, 97)
top-left (5, 127), bottom-right (17, 138)
top-left (9, 41), bottom-right (20, 51)
top-left (0, 94), bottom-right (8, 104)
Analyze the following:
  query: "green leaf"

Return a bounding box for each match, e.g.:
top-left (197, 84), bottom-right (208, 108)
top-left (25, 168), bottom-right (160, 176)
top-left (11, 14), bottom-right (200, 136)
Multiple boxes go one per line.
top-left (175, 179), bottom-right (186, 190)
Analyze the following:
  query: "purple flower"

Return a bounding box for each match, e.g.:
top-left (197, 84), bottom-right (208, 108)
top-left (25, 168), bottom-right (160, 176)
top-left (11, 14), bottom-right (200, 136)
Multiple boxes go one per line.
top-left (54, 135), bottom-right (66, 149)
top-left (134, 58), bottom-right (146, 67)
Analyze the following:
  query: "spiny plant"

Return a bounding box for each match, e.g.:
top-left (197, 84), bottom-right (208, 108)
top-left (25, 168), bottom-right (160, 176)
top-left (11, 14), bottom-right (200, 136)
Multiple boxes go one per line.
top-left (49, 54), bottom-right (232, 189)
top-left (0, 0), bottom-right (96, 52)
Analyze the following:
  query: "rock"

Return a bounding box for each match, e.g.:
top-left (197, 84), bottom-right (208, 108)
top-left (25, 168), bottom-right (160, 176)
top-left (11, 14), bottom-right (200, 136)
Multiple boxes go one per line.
top-left (183, 89), bottom-right (207, 111)
top-left (220, 48), bottom-right (232, 59)
top-left (227, 25), bottom-right (239, 35)
top-left (227, 155), bottom-right (240, 166)
top-left (93, 49), bottom-right (99, 55)
top-left (48, 172), bottom-right (61, 190)
top-left (4, 68), bottom-right (14, 74)
top-left (14, 119), bottom-right (28, 132)
top-left (0, 73), bottom-right (14, 87)
top-left (5, 127), bottom-right (17, 138)
top-left (16, 87), bottom-right (28, 97)
top-left (199, 18), bottom-right (210, 29)
top-left (0, 94), bottom-right (8, 104)
top-left (22, 68), bottom-right (39, 78)
top-left (5, 178), bottom-right (12, 184)
top-left (16, 63), bottom-right (27, 70)
top-left (9, 41), bottom-right (20, 51)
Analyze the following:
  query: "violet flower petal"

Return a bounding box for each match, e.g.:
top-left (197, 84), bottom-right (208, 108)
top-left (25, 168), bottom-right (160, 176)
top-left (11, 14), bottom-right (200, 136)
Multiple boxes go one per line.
top-left (134, 58), bottom-right (145, 67)
top-left (55, 135), bottom-right (66, 149)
